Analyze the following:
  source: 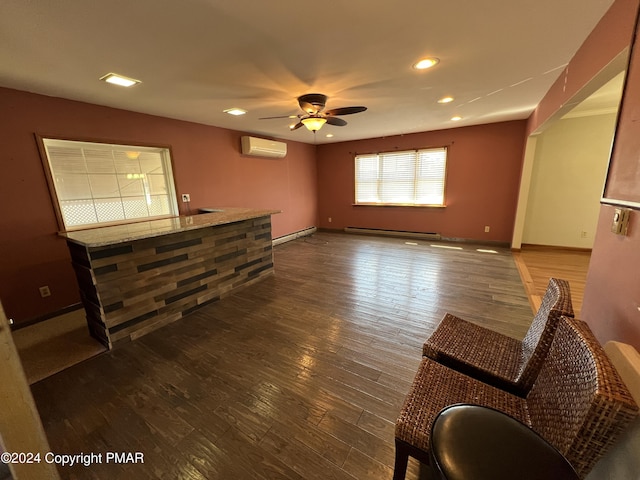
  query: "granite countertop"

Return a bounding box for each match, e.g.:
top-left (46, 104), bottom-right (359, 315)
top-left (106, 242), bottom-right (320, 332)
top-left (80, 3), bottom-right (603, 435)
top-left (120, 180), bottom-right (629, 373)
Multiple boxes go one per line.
top-left (60, 207), bottom-right (280, 247)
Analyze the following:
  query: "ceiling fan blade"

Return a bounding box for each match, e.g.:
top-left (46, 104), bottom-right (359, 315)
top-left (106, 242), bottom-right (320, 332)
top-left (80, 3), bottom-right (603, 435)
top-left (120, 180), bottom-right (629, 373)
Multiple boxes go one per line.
top-left (324, 106), bottom-right (367, 116)
top-left (298, 93), bottom-right (328, 114)
top-left (259, 114), bottom-right (299, 120)
top-left (290, 122), bottom-right (304, 130)
top-left (325, 116), bottom-right (347, 127)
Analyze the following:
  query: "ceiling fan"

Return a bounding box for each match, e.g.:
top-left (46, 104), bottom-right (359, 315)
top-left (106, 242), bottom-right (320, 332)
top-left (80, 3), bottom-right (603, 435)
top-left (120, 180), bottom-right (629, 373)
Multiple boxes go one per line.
top-left (260, 93), bottom-right (367, 132)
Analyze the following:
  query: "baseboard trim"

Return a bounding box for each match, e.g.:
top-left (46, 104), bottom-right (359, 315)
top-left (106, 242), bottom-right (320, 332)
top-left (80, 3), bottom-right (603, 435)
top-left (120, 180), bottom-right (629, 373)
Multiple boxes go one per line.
top-left (520, 243), bottom-right (592, 253)
top-left (273, 227), bottom-right (317, 246)
top-left (344, 227), bottom-right (441, 241)
top-left (319, 228), bottom-right (510, 247)
top-left (12, 303), bottom-right (84, 331)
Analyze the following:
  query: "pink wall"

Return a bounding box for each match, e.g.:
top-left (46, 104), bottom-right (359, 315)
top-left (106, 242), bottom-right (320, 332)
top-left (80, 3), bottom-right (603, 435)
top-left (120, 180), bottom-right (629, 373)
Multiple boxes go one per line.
top-left (316, 121), bottom-right (527, 242)
top-left (0, 87), bottom-right (317, 325)
top-left (528, 0), bottom-right (639, 135)
top-left (528, 0), bottom-right (640, 351)
top-left (583, 206), bottom-right (640, 348)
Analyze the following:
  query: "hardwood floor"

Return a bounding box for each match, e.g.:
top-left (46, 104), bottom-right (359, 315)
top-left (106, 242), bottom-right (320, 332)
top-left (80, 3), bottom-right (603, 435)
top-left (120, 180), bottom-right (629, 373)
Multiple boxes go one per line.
top-left (13, 308), bottom-right (106, 384)
top-left (513, 245), bottom-right (590, 315)
top-left (31, 232), bottom-right (534, 480)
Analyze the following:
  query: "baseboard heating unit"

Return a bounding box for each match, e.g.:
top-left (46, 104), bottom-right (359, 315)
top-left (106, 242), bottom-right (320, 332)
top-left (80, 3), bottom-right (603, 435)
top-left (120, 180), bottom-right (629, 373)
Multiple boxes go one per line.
top-left (273, 227), bottom-right (317, 246)
top-left (344, 227), bottom-right (441, 241)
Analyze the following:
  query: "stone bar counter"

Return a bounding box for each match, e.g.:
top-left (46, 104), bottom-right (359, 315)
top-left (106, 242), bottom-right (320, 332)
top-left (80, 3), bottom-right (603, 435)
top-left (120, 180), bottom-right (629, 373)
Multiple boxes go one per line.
top-left (61, 208), bottom-right (279, 349)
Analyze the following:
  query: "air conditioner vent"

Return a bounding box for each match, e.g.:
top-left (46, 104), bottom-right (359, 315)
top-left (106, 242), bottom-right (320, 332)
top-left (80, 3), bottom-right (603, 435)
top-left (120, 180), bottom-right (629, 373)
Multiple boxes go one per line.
top-left (241, 136), bottom-right (287, 158)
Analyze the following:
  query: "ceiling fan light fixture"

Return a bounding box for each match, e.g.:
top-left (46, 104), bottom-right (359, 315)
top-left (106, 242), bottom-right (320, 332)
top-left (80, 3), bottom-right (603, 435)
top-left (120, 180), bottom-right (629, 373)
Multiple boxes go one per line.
top-left (301, 117), bottom-right (327, 132)
top-left (262, 93), bottom-right (366, 132)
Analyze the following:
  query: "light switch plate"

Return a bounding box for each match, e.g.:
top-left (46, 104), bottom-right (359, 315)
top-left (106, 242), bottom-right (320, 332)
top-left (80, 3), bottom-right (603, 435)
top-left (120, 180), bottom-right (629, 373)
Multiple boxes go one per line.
top-left (611, 208), bottom-right (631, 235)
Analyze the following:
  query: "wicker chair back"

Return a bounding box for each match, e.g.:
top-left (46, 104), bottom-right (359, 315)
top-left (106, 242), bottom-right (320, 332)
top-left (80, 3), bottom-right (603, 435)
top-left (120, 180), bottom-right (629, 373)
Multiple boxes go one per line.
top-left (516, 277), bottom-right (574, 390)
top-left (527, 317), bottom-right (638, 477)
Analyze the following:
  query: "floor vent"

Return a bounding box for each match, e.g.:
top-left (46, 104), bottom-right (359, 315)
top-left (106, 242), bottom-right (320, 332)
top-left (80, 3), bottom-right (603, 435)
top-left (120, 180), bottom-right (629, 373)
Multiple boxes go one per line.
top-left (344, 227), bottom-right (441, 241)
top-left (273, 227), bottom-right (317, 246)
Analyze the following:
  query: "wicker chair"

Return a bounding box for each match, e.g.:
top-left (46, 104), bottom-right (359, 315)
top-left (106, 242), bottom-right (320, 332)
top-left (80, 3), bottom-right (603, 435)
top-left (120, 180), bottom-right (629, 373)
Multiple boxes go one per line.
top-left (394, 317), bottom-right (638, 480)
top-left (422, 277), bottom-right (573, 396)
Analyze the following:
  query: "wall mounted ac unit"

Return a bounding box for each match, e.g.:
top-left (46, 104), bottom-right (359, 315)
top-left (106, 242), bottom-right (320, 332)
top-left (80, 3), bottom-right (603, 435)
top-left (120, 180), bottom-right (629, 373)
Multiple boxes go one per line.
top-left (240, 136), bottom-right (287, 158)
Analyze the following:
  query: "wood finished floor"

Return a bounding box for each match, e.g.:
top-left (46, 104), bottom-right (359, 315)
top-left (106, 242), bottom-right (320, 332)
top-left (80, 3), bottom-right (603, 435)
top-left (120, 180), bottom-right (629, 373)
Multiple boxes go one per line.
top-left (514, 245), bottom-right (590, 315)
top-left (31, 232), bottom-right (534, 480)
top-left (14, 308), bottom-right (106, 385)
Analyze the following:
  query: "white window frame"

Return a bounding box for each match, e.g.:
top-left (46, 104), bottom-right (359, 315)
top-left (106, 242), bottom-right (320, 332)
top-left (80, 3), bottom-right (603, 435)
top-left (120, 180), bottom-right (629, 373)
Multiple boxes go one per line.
top-left (354, 147), bottom-right (447, 206)
top-left (38, 137), bottom-right (179, 231)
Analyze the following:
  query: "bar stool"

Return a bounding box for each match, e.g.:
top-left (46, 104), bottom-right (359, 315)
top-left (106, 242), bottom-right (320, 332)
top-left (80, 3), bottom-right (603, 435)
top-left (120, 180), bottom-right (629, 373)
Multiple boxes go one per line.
top-left (429, 404), bottom-right (579, 480)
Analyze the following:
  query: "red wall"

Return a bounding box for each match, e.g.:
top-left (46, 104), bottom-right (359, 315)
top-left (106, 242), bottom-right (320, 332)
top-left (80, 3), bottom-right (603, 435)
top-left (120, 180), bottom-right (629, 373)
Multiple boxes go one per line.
top-left (0, 87), bottom-right (317, 325)
top-left (583, 207), bottom-right (640, 348)
top-left (528, 0), bottom-right (640, 350)
top-left (528, 0), bottom-right (638, 134)
top-left (316, 121), bottom-right (527, 242)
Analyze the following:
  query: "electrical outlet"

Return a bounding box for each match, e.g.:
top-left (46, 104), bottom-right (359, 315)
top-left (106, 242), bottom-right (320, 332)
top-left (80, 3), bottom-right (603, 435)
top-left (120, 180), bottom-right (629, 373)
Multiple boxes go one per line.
top-left (39, 285), bottom-right (51, 298)
top-left (328, 217), bottom-right (332, 223)
top-left (580, 230), bottom-right (587, 238)
top-left (181, 193), bottom-right (191, 202)
top-left (484, 226), bottom-right (490, 233)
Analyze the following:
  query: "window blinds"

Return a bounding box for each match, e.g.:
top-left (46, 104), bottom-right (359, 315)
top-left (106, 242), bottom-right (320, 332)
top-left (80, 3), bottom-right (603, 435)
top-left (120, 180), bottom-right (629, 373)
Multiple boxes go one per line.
top-left (355, 147), bottom-right (446, 206)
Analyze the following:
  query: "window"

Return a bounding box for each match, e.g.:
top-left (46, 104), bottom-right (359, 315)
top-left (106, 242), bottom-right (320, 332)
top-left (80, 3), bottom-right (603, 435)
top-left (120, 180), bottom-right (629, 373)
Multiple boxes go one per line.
top-left (355, 147), bottom-right (447, 206)
top-left (40, 138), bottom-right (179, 230)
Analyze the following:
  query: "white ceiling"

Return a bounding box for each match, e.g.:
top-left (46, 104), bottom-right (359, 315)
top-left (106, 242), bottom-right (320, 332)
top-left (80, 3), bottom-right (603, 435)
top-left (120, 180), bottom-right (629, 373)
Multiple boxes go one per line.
top-left (0, 0), bottom-right (617, 144)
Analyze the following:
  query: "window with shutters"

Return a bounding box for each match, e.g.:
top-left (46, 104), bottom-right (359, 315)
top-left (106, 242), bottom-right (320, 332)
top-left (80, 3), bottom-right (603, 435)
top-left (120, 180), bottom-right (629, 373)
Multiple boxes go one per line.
top-left (39, 138), bottom-right (179, 230)
top-left (354, 147), bottom-right (447, 206)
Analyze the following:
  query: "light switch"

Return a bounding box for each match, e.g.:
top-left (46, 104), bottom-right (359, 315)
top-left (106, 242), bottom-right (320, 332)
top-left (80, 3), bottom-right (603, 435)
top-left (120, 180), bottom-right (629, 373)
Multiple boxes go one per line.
top-left (611, 208), bottom-right (631, 235)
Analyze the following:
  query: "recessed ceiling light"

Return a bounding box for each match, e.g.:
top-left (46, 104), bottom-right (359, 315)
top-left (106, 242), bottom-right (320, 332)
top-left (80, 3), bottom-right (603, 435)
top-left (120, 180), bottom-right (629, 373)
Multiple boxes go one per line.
top-left (413, 57), bottom-right (440, 70)
top-left (223, 108), bottom-right (247, 116)
top-left (325, 134), bottom-right (334, 138)
top-left (99, 73), bottom-right (141, 87)
top-left (437, 96), bottom-right (454, 104)
top-left (451, 116), bottom-right (462, 121)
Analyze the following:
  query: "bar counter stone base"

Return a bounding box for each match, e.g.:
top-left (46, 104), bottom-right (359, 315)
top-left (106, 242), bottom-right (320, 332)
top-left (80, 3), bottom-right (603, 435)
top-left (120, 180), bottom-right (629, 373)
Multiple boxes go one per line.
top-left (66, 216), bottom-right (274, 349)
